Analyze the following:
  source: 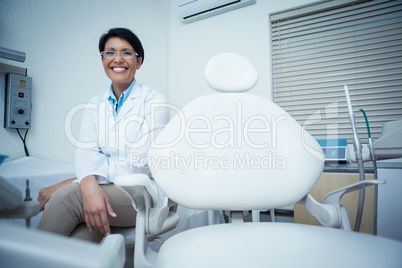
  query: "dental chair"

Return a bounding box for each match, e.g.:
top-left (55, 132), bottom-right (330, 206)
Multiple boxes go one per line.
top-left (0, 157), bottom-right (126, 268)
top-left (115, 53), bottom-right (402, 267)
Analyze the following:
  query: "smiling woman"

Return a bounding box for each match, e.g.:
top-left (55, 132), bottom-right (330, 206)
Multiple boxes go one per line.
top-left (100, 34), bottom-right (143, 98)
top-left (36, 28), bottom-right (170, 244)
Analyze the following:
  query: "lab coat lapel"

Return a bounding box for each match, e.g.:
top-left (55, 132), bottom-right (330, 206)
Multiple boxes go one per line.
top-left (98, 91), bottom-right (115, 150)
top-left (113, 82), bottom-right (141, 126)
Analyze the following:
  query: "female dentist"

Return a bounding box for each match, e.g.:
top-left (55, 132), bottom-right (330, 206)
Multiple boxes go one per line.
top-left (37, 28), bottom-right (170, 242)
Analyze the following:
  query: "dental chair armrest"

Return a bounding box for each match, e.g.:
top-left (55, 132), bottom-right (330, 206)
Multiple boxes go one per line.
top-left (297, 195), bottom-right (339, 228)
top-left (322, 180), bottom-right (385, 206)
top-left (114, 174), bottom-right (179, 268)
top-left (114, 174), bottom-right (157, 210)
top-left (299, 180), bottom-right (385, 230)
top-left (114, 174), bottom-right (178, 236)
top-left (115, 174), bottom-right (155, 235)
top-left (325, 180), bottom-right (385, 230)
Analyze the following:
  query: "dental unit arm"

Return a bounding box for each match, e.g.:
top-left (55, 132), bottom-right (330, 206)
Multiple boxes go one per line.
top-left (299, 87), bottom-right (385, 232)
top-left (343, 85), bottom-right (367, 232)
top-left (344, 86), bottom-right (363, 161)
top-left (298, 180), bottom-right (385, 230)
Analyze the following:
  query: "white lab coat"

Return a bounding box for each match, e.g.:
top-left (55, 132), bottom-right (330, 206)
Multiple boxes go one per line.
top-left (74, 82), bottom-right (170, 184)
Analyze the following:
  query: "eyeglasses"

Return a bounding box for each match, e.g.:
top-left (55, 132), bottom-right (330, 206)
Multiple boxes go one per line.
top-left (100, 51), bottom-right (139, 59)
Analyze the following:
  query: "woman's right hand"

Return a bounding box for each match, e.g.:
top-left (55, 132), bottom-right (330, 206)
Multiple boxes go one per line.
top-left (38, 185), bottom-right (58, 211)
top-left (37, 177), bottom-right (76, 211)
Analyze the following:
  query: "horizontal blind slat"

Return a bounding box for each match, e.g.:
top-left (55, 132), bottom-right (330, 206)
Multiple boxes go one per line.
top-left (273, 10), bottom-right (402, 41)
top-left (271, 0), bottom-right (398, 23)
top-left (271, 0), bottom-right (402, 141)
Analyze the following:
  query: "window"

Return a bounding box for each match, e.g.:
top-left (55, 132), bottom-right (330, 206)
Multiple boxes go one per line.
top-left (271, 0), bottom-right (402, 141)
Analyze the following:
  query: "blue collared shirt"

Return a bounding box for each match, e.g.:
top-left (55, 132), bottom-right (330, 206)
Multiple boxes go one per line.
top-left (107, 80), bottom-right (135, 119)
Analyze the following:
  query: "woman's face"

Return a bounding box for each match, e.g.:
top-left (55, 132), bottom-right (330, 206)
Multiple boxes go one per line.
top-left (101, 37), bottom-right (142, 90)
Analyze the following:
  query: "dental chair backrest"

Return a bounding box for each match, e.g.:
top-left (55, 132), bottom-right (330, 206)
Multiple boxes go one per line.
top-left (148, 52), bottom-right (325, 211)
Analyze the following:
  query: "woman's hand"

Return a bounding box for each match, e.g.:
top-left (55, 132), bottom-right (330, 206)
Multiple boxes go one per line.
top-left (38, 185), bottom-right (58, 211)
top-left (37, 178), bottom-right (76, 211)
top-left (80, 175), bottom-right (116, 235)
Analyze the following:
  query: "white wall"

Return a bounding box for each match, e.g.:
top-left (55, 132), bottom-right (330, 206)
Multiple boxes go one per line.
top-left (166, 0), bottom-right (317, 108)
top-left (0, 0), bottom-right (317, 164)
top-left (0, 0), bottom-right (168, 163)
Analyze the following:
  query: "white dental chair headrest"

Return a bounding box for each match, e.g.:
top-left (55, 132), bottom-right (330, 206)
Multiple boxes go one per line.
top-left (204, 52), bottom-right (258, 93)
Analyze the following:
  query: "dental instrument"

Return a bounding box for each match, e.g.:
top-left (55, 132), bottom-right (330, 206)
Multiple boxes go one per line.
top-left (344, 85), bottom-right (366, 232)
top-left (358, 108), bottom-right (379, 234)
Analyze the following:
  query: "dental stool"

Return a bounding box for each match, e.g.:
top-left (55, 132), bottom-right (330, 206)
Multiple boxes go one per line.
top-left (116, 52), bottom-right (401, 267)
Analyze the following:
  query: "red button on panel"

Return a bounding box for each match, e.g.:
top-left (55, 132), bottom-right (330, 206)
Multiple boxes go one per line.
top-left (19, 92), bottom-right (24, 98)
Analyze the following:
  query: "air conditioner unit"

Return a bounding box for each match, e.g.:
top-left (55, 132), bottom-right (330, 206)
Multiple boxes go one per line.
top-left (178, 0), bottom-right (256, 24)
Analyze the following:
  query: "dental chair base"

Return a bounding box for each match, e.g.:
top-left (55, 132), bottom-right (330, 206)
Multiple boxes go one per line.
top-left (155, 222), bottom-right (402, 268)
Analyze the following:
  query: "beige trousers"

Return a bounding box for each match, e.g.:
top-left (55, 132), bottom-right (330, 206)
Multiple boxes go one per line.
top-left (37, 183), bottom-right (136, 243)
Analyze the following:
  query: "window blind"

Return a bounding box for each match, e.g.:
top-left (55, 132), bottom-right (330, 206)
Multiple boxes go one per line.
top-left (271, 0), bottom-right (402, 141)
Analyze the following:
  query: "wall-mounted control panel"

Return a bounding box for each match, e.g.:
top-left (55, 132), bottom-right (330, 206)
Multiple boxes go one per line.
top-left (4, 73), bottom-right (32, 129)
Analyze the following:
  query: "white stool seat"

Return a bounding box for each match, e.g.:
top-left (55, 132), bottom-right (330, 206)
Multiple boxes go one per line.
top-left (156, 223), bottom-right (402, 268)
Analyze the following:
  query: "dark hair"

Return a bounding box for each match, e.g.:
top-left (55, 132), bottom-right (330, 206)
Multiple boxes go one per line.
top-left (99, 28), bottom-right (144, 63)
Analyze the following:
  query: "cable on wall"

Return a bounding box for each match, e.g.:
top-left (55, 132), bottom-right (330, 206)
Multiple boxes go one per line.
top-left (16, 128), bottom-right (30, 156)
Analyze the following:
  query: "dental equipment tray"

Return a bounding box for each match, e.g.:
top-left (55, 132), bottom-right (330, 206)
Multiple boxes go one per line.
top-left (317, 139), bottom-right (348, 162)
